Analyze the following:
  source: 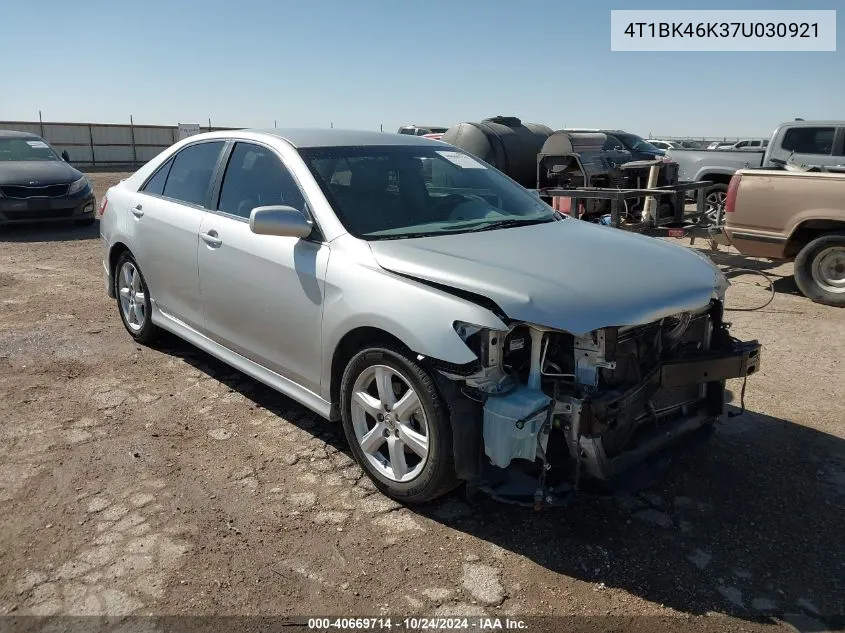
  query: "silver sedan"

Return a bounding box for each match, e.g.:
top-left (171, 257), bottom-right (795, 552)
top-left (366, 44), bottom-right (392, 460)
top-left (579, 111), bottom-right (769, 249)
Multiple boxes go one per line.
top-left (100, 129), bottom-right (759, 504)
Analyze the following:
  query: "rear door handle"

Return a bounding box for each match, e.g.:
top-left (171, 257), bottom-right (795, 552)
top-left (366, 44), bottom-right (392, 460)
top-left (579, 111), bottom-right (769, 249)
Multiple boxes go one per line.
top-left (131, 204), bottom-right (144, 218)
top-left (201, 231), bottom-right (222, 247)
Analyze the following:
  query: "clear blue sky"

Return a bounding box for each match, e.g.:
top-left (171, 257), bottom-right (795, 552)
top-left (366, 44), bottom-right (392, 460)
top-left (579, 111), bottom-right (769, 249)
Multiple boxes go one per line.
top-left (1, 0), bottom-right (841, 137)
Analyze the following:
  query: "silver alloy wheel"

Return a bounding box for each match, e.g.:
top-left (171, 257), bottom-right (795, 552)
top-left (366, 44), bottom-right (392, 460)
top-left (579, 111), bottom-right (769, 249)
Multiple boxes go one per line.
top-left (118, 261), bottom-right (147, 332)
top-left (704, 190), bottom-right (727, 224)
top-left (811, 246), bottom-right (845, 294)
top-left (350, 364), bottom-right (429, 483)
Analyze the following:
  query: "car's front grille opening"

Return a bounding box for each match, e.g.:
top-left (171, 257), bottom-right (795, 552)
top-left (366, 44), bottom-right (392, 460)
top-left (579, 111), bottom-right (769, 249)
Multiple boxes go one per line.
top-left (0, 184), bottom-right (70, 199)
top-left (3, 209), bottom-right (75, 220)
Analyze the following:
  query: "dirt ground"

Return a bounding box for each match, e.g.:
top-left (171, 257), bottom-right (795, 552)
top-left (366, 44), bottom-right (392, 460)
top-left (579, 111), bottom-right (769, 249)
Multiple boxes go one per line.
top-left (0, 172), bottom-right (843, 632)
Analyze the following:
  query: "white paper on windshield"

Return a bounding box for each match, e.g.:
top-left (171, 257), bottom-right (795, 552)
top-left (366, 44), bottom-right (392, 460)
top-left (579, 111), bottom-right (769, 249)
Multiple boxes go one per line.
top-left (436, 151), bottom-right (486, 169)
top-left (26, 141), bottom-right (49, 149)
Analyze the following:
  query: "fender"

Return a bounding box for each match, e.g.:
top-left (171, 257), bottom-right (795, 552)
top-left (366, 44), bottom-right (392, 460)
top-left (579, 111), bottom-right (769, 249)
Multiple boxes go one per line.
top-left (786, 212), bottom-right (845, 241)
top-left (319, 236), bottom-right (507, 403)
top-left (694, 168), bottom-right (741, 183)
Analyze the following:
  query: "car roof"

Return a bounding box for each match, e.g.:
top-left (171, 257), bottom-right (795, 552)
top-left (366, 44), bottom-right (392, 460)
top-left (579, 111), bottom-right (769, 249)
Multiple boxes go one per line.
top-left (776, 120), bottom-right (845, 127)
top-left (0, 130), bottom-right (42, 139)
top-left (248, 128), bottom-right (445, 148)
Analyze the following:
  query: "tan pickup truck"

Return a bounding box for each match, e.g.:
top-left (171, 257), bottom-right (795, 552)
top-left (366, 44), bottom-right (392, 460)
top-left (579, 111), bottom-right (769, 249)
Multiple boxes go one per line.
top-left (719, 169), bottom-right (845, 307)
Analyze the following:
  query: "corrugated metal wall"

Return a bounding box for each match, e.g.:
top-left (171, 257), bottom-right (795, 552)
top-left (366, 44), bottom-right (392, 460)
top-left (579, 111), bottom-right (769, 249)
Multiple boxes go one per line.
top-left (0, 120), bottom-right (238, 167)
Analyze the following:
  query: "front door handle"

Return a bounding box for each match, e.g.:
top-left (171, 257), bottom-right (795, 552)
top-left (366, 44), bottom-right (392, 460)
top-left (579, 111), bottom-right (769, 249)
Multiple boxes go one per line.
top-left (201, 231), bottom-right (222, 247)
top-left (131, 204), bottom-right (144, 218)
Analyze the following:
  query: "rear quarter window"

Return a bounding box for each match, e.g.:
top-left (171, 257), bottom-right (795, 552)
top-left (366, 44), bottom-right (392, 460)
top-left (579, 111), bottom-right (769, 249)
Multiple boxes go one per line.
top-left (141, 158), bottom-right (173, 196)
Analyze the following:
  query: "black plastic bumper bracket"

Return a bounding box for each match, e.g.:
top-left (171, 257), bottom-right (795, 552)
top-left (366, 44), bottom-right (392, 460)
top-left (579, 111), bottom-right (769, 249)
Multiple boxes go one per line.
top-left (660, 341), bottom-right (761, 388)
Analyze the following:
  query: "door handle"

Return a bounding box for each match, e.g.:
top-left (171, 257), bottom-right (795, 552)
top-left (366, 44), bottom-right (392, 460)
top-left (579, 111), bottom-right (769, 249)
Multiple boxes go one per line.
top-left (131, 204), bottom-right (144, 218)
top-left (201, 231), bottom-right (222, 247)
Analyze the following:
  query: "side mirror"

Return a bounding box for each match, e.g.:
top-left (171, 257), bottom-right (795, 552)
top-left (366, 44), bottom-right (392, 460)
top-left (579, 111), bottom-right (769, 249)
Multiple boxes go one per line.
top-left (249, 205), bottom-right (313, 238)
top-left (61, 150), bottom-right (70, 162)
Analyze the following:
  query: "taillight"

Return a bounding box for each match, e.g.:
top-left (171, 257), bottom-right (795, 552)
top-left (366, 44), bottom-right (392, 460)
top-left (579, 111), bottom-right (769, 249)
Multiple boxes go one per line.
top-left (725, 174), bottom-right (741, 213)
top-left (98, 194), bottom-right (109, 217)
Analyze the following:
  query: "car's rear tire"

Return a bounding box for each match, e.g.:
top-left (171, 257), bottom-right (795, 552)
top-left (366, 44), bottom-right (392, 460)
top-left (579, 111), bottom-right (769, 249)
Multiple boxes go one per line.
top-left (339, 346), bottom-right (458, 504)
top-left (114, 252), bottom-right (160, 343)
top-left (794, 232), bottom-right (845, 307)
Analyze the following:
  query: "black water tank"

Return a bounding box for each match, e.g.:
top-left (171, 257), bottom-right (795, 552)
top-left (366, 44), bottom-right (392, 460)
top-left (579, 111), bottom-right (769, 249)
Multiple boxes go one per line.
top-left (440, 116), bottom-right (553, 188)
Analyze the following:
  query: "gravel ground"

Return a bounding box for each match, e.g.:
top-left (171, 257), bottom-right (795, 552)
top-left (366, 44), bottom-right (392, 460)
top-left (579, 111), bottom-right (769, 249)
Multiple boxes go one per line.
top-left (0, 172), bottom-right (842, 632)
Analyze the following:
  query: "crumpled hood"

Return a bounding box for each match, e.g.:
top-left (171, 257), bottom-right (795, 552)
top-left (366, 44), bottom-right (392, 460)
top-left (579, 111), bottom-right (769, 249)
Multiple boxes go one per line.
top-left (368, 219), bottom-right (721, 335)
top-left (0, 161), bottom-right (82, 186)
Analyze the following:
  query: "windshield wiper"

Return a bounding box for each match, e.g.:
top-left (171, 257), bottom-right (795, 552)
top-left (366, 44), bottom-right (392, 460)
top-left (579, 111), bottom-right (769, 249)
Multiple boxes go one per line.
top-left (366, 217), bottom-right (557, 240)
top-left (465, 217), bottom-right (557, 233)
top-left (368, 231), bottom-right (442, 241)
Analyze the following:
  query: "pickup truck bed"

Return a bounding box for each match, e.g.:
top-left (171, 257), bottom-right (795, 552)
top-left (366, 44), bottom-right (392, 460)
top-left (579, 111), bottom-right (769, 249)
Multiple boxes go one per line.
top-left (719, 169), bottom-right (845, 306)
top-left (666, 121), bottom-right (845, 222)
top-left (669, 148), bottom-right (765, 183)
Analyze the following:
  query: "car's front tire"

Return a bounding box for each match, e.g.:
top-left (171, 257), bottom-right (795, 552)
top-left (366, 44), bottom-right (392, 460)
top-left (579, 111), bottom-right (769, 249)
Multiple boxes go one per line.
top-left (794, 232), bottom-right (845, 307)
top-left (114, 252), bottom-right (159, 344)
top-left (339, 346), bottom-right (458, 504)
top-left (703, 184), bottom-right (728, 224)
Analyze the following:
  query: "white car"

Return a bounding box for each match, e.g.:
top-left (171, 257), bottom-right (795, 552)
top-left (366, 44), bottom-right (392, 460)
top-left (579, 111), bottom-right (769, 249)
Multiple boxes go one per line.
top-left (721, 139), bottom-right (769, 150)
top-left (646, 139), bottom-right (682, 151)
top-left (98, 128), bottom-right (762, 504)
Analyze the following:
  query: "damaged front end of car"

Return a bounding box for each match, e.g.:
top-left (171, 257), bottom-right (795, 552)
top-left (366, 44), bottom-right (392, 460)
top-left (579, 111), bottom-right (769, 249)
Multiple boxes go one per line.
top-left (432, 299), bottom-right (761, 506)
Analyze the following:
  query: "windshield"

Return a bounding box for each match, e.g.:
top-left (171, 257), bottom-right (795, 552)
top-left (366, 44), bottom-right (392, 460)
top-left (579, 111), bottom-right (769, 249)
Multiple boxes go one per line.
top-left (299, 145), bottom-right (558, 240)
top-left (0, 137), bottom-right (60, 162)
top-left (614, 132), bottom-right (664, 154)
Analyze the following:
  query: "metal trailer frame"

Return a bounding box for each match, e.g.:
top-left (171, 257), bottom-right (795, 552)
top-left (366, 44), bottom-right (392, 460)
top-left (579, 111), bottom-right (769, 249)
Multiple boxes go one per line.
top-left (539, 181), bottom-right (726, 239)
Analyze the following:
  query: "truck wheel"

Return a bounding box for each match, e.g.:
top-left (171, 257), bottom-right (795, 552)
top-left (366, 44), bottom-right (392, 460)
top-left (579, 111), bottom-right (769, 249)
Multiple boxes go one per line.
top-left (339, 346), bottom-right (459, 504)
top-left (794, 232), bottom-right (845, 307)
top-left (704, 184), bottom-right (728, 224)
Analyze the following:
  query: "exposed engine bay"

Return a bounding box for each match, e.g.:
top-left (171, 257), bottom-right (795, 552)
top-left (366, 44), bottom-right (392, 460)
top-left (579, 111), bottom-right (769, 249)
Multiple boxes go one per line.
top-left (438, 300), bottom-right (761, 506)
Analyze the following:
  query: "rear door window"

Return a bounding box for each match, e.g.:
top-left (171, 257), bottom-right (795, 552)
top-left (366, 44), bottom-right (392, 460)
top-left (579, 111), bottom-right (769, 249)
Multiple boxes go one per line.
top-left (217, 142), bottom-right (306, 219)
top-left (161, 141), bottom-right (225, 207)
top-left (781, 127), bottom-right (835, 155)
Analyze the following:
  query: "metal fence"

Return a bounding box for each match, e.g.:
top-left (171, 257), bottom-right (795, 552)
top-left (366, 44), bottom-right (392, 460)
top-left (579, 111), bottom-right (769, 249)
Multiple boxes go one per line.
top-left (648, 135), bottom-right (746, 143)
top-left (0, 119), bottom-right (238, 168)
top-left (3, 119), bottom-right (763, 164)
